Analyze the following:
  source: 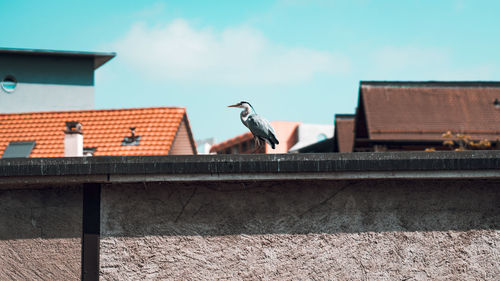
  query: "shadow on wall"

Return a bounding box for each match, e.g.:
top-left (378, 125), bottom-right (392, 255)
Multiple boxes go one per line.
top-left (1, 180), bottom-right (498, 240)
top-left (0, 186), bottom-right (82, 240)
top-left (0, 54), bottom-right (94, 86)
top-left (100, 179), bottom-right (500, 237)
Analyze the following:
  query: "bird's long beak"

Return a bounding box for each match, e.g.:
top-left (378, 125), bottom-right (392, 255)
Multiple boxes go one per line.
top-left (228, 104), bottom-right (239, 108)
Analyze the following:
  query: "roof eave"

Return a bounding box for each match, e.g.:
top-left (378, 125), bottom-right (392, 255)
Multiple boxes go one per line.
top-left (0, 47), bottom-right (116, 70)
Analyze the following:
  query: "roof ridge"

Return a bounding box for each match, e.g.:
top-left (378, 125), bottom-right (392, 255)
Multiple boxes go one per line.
top-left (361, 80), bottom-right (500, 88)
top-left (335, 114), bottom-right (355, 119)
top-left (0, 106), bottom-right (186, 116)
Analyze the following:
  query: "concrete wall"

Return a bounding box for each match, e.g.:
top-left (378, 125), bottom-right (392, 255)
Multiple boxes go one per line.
top-left (0, 54), bottom-right (94, 112)
top-left (0, 186), bottom-right (82, 280)
top-left (100, 179), bottom-right (500, 280)
top-left (0, 153), bottom-right (499, 280)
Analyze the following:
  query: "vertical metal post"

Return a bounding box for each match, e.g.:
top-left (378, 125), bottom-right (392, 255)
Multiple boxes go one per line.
top-left (81, 183), bottom-right (101, 281)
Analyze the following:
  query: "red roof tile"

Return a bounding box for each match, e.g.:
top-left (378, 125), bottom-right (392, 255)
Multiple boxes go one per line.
top-left (0, 107), bottom-right (189, 157)
top-left (210, 132), bottom-right (254, 153)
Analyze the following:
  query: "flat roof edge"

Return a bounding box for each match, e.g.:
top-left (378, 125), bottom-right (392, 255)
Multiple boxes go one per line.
top-left (0, 152), bottom-right (499, 185)
top-left (1, 169), bottom-right (499, 187)
top-left (0, 47), bottom-right (116, 69)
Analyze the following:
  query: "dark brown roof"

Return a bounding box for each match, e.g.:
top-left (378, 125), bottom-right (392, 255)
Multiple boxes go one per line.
top-left (334, 114), bottom-right (355, 152)
top-left (358, 81), bottom-right (500, 141)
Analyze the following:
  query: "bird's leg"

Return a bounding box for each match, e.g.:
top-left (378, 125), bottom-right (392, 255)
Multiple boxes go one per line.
top-left (251, 136), bottom-right (261, 154)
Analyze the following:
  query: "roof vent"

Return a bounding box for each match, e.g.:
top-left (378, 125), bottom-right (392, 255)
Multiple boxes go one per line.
top-left (65, 121), bottom-right (83, 134)
top-left (122, 127), bottom-right (141, 146)
top-left (83, 147), bottom-right (97, 156)
top-left (494, 98), bottom-right (500, 109)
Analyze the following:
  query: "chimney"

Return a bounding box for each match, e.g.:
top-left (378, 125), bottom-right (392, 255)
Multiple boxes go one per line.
top-left (64, 121), bottom-right (83, 157)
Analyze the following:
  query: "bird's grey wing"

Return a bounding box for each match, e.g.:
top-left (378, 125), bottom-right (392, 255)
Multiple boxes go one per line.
top-left (247, 114), bottom-right (279, 144)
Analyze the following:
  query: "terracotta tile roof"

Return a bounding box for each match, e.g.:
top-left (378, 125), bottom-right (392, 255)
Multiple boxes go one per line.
top-left (210, 132), bottom-right (254, 153)
top-left (334, 114), bottom-right (355, 152)
top-left (0, 107), bottom-right (190, 157)
top-left (359, 82), bottom-right (500, 141)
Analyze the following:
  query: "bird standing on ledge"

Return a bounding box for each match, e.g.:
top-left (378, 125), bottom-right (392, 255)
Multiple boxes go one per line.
top-left (228, 101), bottom-right (279, 153)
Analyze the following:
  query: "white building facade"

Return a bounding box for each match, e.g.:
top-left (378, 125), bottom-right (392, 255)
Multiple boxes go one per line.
top-left (0, 48), bottom-right (114, 113)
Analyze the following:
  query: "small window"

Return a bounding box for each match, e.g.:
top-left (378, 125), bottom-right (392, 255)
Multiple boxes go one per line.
top-left (1, 75), bottom-right (17, 93)
top-left (2, 141), bottom-right (35, 158)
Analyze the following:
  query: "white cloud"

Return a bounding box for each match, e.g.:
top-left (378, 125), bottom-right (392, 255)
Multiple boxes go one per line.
top-left (111, 19), bottom-right (351, 85)
top-left (453, 0), bottom-right (466, 12)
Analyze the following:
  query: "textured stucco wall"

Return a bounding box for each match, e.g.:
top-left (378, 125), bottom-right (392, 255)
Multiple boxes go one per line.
top-left (100, 180), bottom-right (500, 280)
top-left (0, 186), bottom-right (82, 280)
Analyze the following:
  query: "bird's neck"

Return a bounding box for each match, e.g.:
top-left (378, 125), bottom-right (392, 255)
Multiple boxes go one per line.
top-left (240, 110), bottom-right (249, 122)
top-left (244, 106), bottom-right (253, 115)
top-left (240, 107), bottom-right (252, 126)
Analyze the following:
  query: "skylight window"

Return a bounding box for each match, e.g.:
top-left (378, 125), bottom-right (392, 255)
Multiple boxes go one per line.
top-left (2, 141), bottom-right (35, 158)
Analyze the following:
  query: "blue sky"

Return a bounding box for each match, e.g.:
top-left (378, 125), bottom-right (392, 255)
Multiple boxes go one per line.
top-left (2, 0), bottom-right (500, 141)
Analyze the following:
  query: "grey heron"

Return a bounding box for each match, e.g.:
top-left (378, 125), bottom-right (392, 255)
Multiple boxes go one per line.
top-left (228, 101), bottom-right (279, 152)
